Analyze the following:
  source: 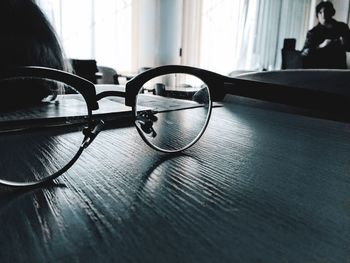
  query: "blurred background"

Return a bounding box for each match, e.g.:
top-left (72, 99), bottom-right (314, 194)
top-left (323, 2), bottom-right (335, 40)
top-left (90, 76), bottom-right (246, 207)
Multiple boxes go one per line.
top-left (36, 0), bottom-right (350, 75)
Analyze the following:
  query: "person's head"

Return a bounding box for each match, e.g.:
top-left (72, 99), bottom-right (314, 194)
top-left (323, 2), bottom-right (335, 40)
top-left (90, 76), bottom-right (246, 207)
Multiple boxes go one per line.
top-left (0, 0), bottom-right (67, 71)
top-left (316, 1), bottom-right (336, 25)
top-left (0, 0), bottom-right (68, 109)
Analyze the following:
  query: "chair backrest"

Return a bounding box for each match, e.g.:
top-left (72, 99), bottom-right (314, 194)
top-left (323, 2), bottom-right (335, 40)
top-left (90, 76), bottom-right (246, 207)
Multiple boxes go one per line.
top-left (281, 50), bottom-right (303, 69)
top-left (281, 38), bottom-right (303, 69)
top-left (97, 66), bottom-right (118, 84)
top-left (282, 38), bottom-right (296, 50)
top-left (70, 59), bottom-right (99, 83)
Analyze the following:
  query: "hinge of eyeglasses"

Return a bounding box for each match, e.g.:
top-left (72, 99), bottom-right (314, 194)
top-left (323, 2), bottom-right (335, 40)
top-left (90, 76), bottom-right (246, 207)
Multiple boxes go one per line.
top-left (82, 120), bottom-right (105, 148)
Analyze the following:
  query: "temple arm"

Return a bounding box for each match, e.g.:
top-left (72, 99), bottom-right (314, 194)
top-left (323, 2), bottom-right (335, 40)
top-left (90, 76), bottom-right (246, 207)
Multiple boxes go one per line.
top-left (223, 70), bottom-right (350, 114)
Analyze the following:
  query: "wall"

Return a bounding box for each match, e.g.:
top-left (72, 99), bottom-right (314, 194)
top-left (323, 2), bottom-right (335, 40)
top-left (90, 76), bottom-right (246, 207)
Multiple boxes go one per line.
top-left (158, 0), bottom-right (182, 65)
top-left (136, 0), bottom-right (158, 69)
top-left (332, 0), bottom-right (350, 22)
top-left (135, 0), bottom-right (183, 70)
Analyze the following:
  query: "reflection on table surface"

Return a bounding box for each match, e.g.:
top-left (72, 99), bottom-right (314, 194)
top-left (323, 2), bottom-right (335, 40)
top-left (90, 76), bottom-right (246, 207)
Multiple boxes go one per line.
top-left (0, 95), bottom-right (350, 262)
top-left (0, 88), bottom-right (215, 131)
top-left (0, 94), bottom-right (130, 127)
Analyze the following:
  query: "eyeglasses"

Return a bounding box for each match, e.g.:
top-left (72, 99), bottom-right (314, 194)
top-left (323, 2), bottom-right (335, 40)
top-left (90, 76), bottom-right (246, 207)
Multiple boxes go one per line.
top-left (0, 65), bottom-right (348, 188)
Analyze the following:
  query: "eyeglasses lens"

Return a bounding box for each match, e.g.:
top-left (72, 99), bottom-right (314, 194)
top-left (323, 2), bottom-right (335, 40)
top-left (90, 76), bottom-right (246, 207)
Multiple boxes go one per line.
top-left (0, 77), bottom-right (89, 184)
top-left (134, 73), bottom-right (211, 152)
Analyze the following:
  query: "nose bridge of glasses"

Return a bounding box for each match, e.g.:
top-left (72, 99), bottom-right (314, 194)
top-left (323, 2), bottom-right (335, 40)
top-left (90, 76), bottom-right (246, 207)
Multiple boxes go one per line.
top-left (125, 68), bottom-right (221, 106)
top-left (96, 90), bottom-right (126, 101)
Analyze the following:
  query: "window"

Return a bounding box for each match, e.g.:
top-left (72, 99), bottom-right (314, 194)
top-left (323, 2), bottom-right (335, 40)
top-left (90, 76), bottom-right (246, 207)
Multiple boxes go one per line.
top-left (200, 0), bottom-right (258, 74)
top-left (39, 0), bottom-right (133, 72)
top-left (199, 0), bottom-right (311, 73)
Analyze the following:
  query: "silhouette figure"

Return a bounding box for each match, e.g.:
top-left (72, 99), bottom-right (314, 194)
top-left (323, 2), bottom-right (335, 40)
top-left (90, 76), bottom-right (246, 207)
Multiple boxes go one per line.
top-left (302, 1), bottom-right (350, 69)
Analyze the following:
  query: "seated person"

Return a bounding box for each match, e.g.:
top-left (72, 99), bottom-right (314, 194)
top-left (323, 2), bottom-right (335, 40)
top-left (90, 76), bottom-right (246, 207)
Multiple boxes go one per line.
top-left (301, 1), bottom-right (350, 69)
top-left (0, 0), bottom-right (68, 110)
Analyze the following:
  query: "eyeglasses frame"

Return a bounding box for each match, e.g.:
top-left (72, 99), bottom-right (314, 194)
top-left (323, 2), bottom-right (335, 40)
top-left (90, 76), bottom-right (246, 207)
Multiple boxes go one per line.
top-left (0, 65), bottom-right (226, 188)
top-left (1, 65), bottom-right (349, 188)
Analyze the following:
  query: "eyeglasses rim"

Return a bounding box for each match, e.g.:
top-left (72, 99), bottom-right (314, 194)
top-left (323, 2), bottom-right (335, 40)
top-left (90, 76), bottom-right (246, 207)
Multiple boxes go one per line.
top-left (0, 65), bottom-right (218, 188)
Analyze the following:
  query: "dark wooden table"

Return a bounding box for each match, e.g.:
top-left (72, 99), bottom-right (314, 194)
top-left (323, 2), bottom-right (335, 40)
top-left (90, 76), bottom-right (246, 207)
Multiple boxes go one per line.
top-left (1, 95), bottom-right (350, 262)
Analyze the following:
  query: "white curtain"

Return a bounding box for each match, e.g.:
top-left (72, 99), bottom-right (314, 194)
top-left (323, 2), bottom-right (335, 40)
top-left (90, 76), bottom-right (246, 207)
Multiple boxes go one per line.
top-left (198, 0), bottom-right (311, 73)
top-left (180, 0), bottom-right (203, 67)
top-left (253, 0), bottom-right (311, 70)
top-left (37, 0), bottom-right (134, 72)
top-left (199, 0), bottom-right (255, 74)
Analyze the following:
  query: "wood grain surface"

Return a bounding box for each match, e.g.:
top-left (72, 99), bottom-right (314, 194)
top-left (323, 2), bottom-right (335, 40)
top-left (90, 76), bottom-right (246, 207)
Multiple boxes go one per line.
top-left (0, 95), bottom-right (349, 262)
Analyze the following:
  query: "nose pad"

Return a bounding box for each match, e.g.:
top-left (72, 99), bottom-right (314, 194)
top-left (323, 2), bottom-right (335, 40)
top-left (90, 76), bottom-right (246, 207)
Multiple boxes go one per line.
top-left (82, 120), bottom-right (105, 148)
top-left (136, 111), bottom-right (157, 138)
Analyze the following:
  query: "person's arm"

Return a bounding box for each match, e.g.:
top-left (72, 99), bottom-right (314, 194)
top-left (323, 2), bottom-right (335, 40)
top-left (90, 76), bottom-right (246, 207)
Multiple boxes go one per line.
top-left (302, 30), bottom-right (317, 56)
top-left (339, 23), bottom-right (350, 51)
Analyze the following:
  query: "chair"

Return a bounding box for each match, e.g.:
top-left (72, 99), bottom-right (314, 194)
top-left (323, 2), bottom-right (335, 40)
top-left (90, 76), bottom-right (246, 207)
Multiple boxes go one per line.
top-left (97, 66), bottom-right (118, 84)
top-left (281, 38), bottom-right (303, 69)
top-left (69, 59), bottom-right (99, 83)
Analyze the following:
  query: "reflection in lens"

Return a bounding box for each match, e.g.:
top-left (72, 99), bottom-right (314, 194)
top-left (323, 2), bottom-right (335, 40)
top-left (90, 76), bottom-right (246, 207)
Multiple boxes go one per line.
top-left (0, 77), bottom-right (89, 184)
top-left (135, 73), bottom-right (211, 152)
